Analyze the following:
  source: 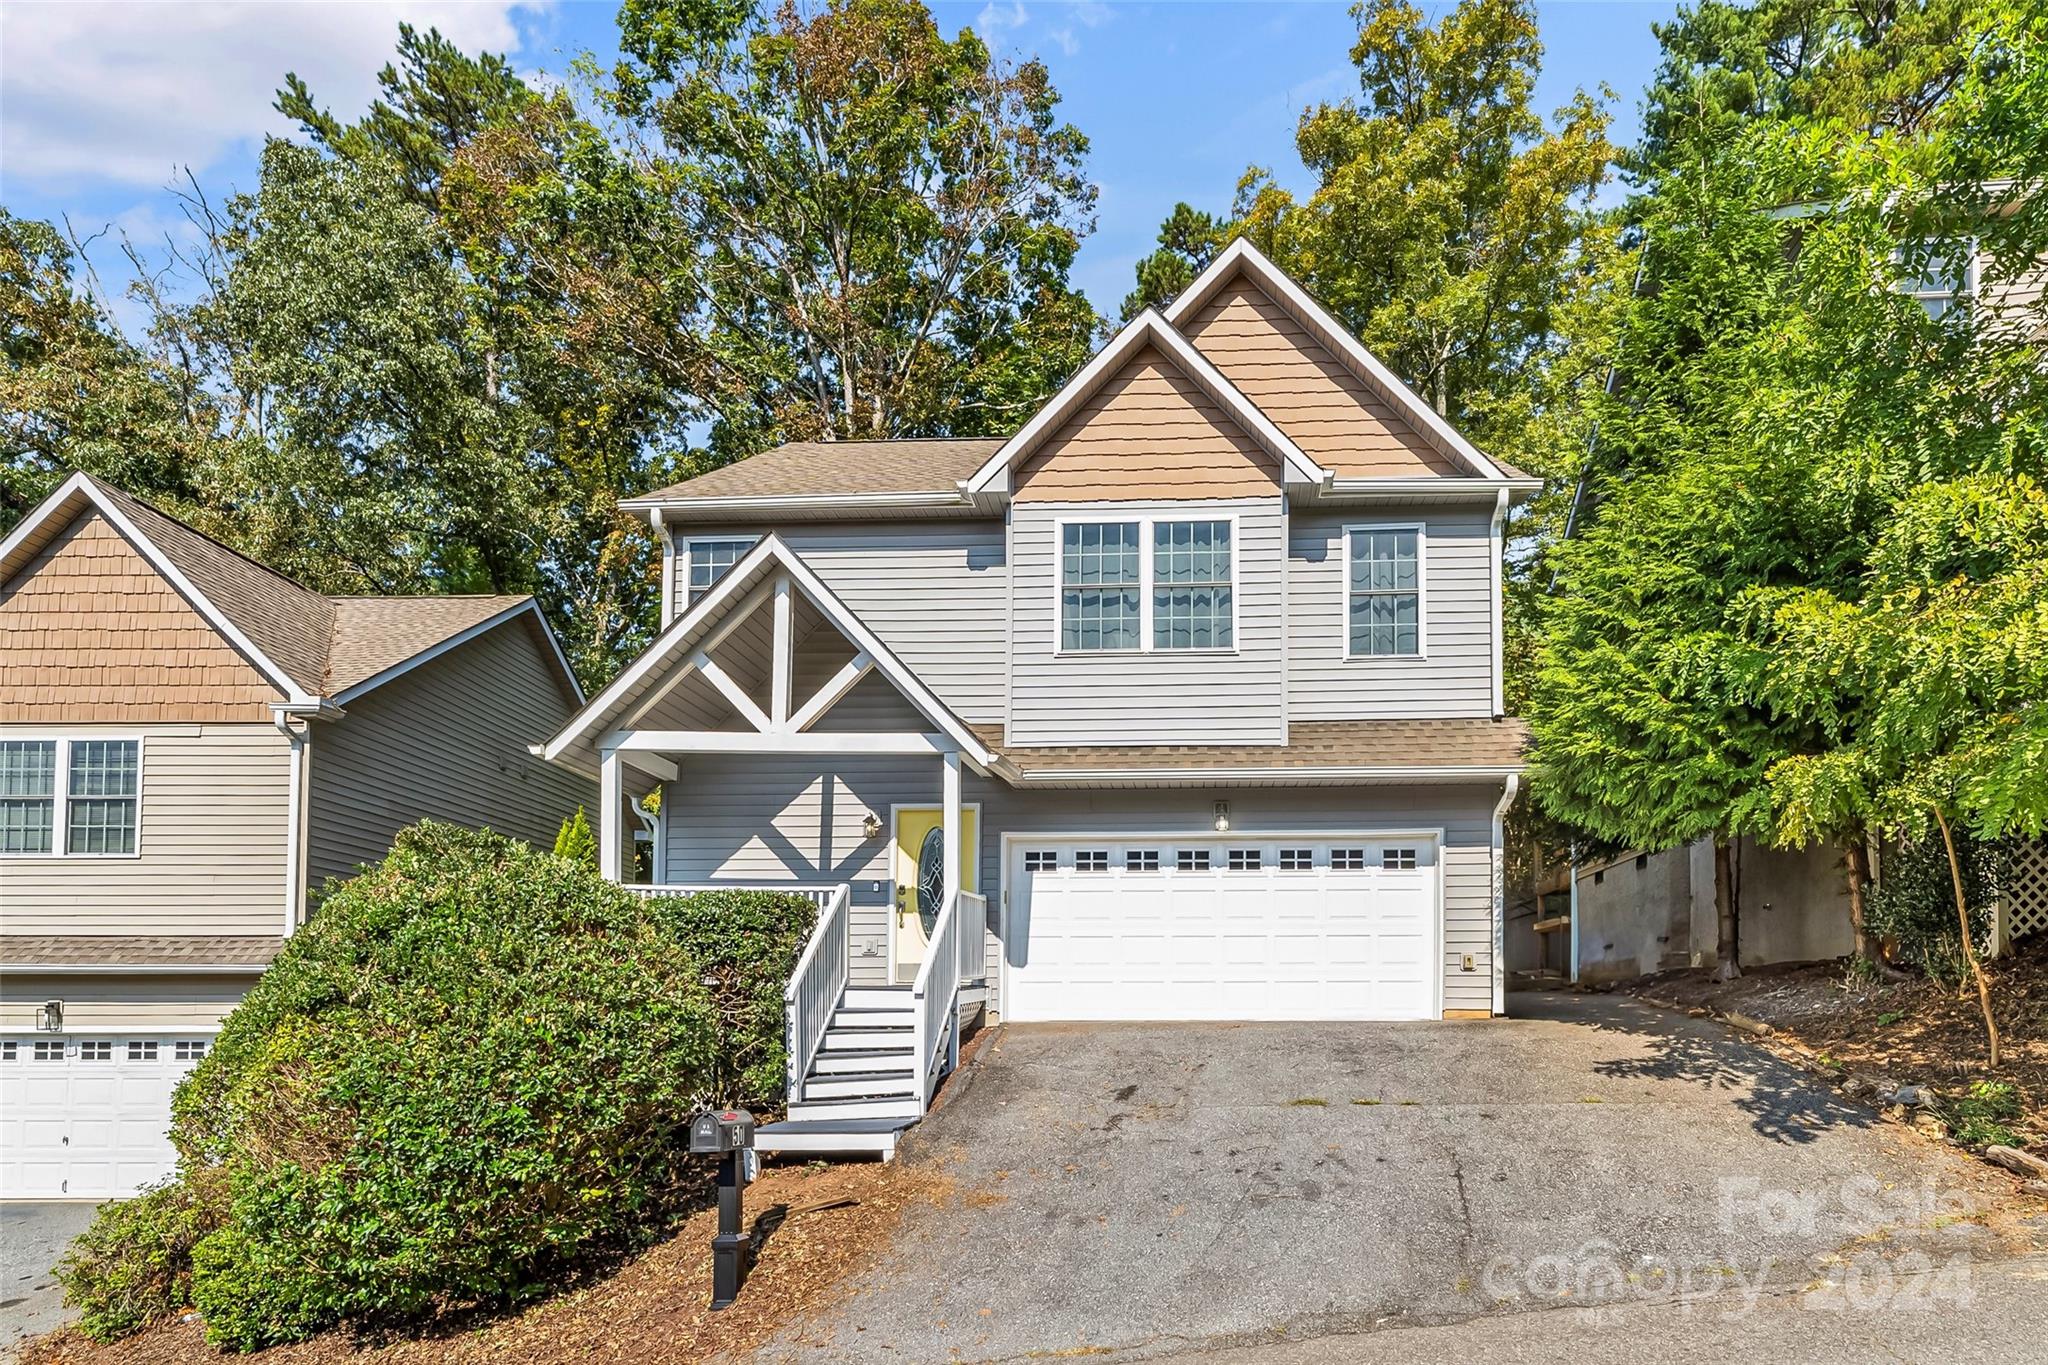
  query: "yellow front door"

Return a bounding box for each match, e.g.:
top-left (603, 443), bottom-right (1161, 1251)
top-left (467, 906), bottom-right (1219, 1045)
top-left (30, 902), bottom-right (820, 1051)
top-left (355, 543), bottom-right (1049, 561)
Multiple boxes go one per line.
top-left (892, 806), bottom-right (979, 984)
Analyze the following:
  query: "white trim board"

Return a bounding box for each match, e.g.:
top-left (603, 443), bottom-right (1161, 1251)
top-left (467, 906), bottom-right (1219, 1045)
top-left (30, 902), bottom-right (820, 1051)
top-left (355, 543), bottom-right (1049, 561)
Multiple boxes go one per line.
top-left (546, 534), bottom-right (997, 770)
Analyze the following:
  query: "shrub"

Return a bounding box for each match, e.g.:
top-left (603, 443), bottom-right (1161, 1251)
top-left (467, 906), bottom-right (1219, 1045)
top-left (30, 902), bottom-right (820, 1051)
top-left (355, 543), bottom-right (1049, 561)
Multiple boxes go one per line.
top-left (1946, 1080), bottom-right (2025, 1150)
top-left (55, 1181), bottom-right (208, 1341)
top-left (649, 888), bottom-right (818, 1104)
top-left (62, 823), bottom-right (818, 1352)
top-left (551, 806), bottom-right (597, 868)
top-left (1865, 834), bottom-right (2003, 982)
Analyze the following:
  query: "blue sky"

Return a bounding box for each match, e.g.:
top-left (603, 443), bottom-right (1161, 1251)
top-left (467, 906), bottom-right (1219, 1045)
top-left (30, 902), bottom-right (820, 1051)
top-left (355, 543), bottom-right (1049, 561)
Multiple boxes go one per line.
top-left (0, 0), bottom-right (1677, 328)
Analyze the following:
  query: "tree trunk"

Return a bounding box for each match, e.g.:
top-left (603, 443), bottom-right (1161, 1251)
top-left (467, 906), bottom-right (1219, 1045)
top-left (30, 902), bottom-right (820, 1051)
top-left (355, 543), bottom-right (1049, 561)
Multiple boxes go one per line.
top-left (1844, 834), bottom-right (1879, 965)
top-left (1933, 807), bottom-right (2001, 1068)
top-left (1713, 837), bottom-right (1741, 981)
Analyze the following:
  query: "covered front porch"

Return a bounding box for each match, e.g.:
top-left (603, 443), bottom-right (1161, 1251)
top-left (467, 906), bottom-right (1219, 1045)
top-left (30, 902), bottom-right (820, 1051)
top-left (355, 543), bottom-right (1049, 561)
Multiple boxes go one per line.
top-left (543, 536), bottom-right (1000, 1156)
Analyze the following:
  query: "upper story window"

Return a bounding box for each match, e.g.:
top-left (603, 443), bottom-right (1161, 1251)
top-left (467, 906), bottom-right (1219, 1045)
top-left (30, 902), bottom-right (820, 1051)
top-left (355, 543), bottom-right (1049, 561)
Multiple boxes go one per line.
top-left (1152, 520), bottom-right (1233, 650)
top-left (684, 537), bottom-right (758, 606)
top-left (1060, 517), bottom-right (1235, 653)
top-left (1896, 240), bottom-right (1976, 320)
top-left (1347, 526), bottom-right (1423, 658)
top-left (1060, 521), bottom-right (1141, 650)
top-left (0, 738), bottom-right (140, 857)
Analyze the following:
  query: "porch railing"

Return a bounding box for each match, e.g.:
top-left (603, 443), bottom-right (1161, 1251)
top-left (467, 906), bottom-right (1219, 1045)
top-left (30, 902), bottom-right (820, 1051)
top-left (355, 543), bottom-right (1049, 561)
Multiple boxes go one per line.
top-left (781, 883), bottom-right (852, 1096)
top-left (912, 889), bottom-right (986, 1107)
top-left (622, 883), bottom-right (839, 912)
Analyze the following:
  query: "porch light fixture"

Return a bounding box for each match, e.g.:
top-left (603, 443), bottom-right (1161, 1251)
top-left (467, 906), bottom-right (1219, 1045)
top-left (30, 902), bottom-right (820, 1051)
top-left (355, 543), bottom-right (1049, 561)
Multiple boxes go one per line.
top-left (36, 1000), bottom-right (63, 1033)
top-left (862, 811), bottom-right (883, 840)
top-left (1212, 801), bottom-right (1232, 833)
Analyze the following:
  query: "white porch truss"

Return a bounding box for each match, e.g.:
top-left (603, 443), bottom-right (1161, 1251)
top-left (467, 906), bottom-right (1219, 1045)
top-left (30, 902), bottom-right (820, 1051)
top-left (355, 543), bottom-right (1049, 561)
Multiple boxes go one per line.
top-left (541, 535), bottom-right (996, 1157)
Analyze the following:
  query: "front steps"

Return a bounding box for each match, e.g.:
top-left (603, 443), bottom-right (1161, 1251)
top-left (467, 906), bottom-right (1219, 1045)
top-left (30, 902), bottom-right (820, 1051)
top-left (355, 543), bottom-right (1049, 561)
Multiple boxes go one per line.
top-left (755, 983), bottom-right (926, 1159)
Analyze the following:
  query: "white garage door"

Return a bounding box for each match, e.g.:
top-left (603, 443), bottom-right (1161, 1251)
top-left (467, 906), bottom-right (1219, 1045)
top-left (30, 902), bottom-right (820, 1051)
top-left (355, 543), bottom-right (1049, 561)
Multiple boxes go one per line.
top-left (1004, 837), bottom-right (1440, 1022)
top-left (0, 1036), bottom-right (212, 1199)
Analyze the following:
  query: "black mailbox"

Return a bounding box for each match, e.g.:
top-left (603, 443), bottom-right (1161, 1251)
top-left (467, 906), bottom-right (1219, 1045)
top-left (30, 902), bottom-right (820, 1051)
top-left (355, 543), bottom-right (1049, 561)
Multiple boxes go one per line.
top-left (690, 1108), bottom-right (758, 1308)
top-left (689, 1108), bottom-right (756, 1155)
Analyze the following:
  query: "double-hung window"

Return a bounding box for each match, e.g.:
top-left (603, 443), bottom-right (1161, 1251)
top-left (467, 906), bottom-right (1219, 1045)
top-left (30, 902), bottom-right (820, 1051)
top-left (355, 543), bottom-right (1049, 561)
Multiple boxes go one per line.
top-left (1060, 517), bottom-right (1234, 652)
top-left (1347, 526), bottom-right (1423, 658)
top-left (1152, 520), bottom-right (1233, 649)
top-left (684, 537), bottom-right (758, 606)
top-left (0, 738), bottom-right (140, 857)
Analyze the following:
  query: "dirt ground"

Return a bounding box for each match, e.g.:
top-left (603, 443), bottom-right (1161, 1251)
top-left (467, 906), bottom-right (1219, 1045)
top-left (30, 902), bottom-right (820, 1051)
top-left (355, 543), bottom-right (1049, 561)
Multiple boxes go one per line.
top-left (1621, 935), bottom-right (2047, 1135)
top-left (17, 1159), bottom-right (964, 1365)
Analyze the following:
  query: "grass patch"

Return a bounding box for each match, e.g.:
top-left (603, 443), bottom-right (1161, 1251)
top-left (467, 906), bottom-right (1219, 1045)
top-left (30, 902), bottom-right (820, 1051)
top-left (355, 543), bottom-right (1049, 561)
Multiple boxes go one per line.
top-left (1351, 1098), bottom-right (1382, 1106)
top-left (1285, 1097), bottom-right (1329, 1107)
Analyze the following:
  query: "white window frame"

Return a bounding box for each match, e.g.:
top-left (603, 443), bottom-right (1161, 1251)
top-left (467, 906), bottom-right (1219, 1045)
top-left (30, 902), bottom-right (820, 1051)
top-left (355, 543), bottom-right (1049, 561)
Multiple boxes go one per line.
top-left (1343, 522), bottom-right (1428, 660)
top-left (680, 535), bottom-right (761, 608)
top-left (1053, 512), bottom-right (1241, 657)
top-left (1895, 237), bottom-right (1978, 319)
top-left (0, 735), bottom-right (144, 861)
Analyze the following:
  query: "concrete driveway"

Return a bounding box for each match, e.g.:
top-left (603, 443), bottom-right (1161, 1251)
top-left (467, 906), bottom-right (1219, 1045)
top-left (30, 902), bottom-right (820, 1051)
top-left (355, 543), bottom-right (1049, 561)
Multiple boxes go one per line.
top-left (761, 993), bottom-right (2037, 1363)
top-left (1, 1203), bottom-right (97, 1361)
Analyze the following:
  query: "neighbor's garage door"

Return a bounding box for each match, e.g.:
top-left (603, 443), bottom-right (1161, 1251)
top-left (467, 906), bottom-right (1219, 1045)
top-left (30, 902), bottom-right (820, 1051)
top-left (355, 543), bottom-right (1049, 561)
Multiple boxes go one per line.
top-left (0, 1036), bottom-right (212, 1199)
top-left (1004, 838), bottom-right (1439, 1022)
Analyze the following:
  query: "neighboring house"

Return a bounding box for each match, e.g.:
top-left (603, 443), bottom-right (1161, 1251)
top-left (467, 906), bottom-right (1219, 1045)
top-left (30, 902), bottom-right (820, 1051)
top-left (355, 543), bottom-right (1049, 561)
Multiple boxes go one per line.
top-left (0, 473), bottom-right (592, 1198)
top-left (544, 239), bottom-right (1535, 1155)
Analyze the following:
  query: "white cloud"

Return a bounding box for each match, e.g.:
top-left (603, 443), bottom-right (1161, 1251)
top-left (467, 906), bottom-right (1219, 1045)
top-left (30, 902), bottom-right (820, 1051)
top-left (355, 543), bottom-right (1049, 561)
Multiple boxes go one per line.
top-left (0, 1), bottom-right (546, 194)
top-left (976, 0), bottom-right (1029, 39)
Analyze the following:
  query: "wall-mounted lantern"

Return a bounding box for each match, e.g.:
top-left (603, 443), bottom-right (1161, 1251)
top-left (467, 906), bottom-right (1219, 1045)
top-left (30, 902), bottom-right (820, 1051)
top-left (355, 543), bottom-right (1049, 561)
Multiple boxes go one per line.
top-left (1212, 801), bottom-right (1232, 833)
top-left (861, 811), bottom-right (883, 841)
top-left (36, 1000), bottom-right (64, 1033)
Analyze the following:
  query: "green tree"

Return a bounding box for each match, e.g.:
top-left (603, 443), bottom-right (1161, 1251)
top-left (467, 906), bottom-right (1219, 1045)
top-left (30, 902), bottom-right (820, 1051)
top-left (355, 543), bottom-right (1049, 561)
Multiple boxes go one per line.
top-left (595, 0), bottom-right (1102, 448)
top-left (1124, 0), bottom-right (1628, 484)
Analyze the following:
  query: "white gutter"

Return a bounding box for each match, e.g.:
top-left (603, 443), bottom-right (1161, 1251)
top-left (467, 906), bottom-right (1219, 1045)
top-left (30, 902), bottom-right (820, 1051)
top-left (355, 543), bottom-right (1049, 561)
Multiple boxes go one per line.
top-left (0, 964), bottom-right (274, 977)
top-left (1491, 774), bottom-right (1519, 1016)
top-left (651, 508), bottom-right (674, 628)
top-left (1011, 764), bottom-right (1526, 785)
top-left (619, 490), bottom-right (973, 517)
top-left (1489, 486), bottom-right (1509, 718)
top-left (1319, 477), bottom-right (1544, 500)
top-left (270, 706), bottom-right (320, 936)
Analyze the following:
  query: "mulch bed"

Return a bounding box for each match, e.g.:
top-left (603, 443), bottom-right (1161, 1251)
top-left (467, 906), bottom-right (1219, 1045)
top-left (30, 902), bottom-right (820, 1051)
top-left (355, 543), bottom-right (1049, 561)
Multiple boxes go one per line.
top-left (1622, 935), bottom-right (2048, 1134)
top-left (19, 1160), bottom-right (960, 1365)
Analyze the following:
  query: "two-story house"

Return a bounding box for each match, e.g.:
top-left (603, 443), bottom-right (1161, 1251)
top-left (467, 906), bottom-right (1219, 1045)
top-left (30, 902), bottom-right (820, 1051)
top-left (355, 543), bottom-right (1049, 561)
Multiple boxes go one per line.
top-left (544, 240), bottom-right (1534, 1155)
top-left (1, 473), bottom-right (594, 1197)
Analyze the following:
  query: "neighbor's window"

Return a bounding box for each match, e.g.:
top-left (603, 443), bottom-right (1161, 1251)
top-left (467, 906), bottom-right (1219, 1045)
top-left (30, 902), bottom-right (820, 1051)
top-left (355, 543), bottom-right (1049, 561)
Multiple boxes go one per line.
top-left (1348, 527), bottom-right (1422, 657)
top-left (1896, 240), bottom-right (1975, 320)
top-left (1061, 522), bottom-right (1142, 651)
top-left (1, 739), bottom-right (138, 857)
top-left (0, 740), bottom-right (55, 854)
top-left (685, 538), bottom-right (757, 605)
top-left (68, 740), bottom-right (139, 855)
top-left (1152, 520), bottom-right (1233, 649)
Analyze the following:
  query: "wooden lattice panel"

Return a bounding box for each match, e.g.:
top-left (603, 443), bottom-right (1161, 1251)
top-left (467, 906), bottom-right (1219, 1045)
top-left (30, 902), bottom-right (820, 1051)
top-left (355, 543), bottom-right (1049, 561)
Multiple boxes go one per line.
top-left (2006, 837), bottom-right (2048, 944)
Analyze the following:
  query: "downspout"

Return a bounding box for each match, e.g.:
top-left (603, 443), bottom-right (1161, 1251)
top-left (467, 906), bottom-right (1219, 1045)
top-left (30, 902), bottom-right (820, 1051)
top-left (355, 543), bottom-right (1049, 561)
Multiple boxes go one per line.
top-left (270, 705), bottom-right (323, 936)
top-left (1567, 841), bottom-right (1581, 984)
top-left (1491, 773), bottom-right (1519, 1016)
top-left (1489, 486), bottom-right (1508, 718)
top-left (652, 508), bottom-right (675, 629)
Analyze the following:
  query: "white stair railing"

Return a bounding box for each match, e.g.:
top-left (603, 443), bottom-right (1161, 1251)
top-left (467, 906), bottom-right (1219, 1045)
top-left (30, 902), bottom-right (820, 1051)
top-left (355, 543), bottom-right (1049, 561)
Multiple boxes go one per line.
top-left (782, 883), bottom-right (852, 1096)
top-left (625, 884), bottom-right (838, 912)
top-left (912, 888), bottom-right (985, 1108)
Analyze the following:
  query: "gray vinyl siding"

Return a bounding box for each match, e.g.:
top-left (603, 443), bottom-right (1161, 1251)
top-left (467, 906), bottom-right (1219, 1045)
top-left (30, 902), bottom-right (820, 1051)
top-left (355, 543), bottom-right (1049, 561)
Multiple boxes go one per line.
top-left (0, 723), bottom-right (290, 937)
top-left (1007, 498), bottom-right (1286, 746)
top-left (662, 764), bottom-right (1501, 1016)
top-left (670, 520), bottom-right (1008, 725)
top-left (306, 618), bottom-right (593, 887)
top-left (1287, 505), bottom-right (1496, 720)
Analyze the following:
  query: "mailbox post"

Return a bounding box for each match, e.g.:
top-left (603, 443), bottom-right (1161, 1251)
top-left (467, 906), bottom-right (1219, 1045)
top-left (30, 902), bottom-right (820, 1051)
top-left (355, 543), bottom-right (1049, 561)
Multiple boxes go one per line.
top-left (688, 1108), bottom-right (757, 1309)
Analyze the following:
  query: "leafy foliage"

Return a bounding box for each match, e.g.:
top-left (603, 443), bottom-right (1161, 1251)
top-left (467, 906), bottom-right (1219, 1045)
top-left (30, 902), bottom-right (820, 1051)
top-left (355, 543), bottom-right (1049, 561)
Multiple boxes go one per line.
top-left (54, 1182), bottom-right (208, 1343)
top-left (60, 824), bottom-right (816, 1351)
top-left (1944, 1079), bottom-right (2024, 1149)
top-left (1864, 834), bottom-right (2001, 982)
top-left (552, 806), bottom-right (598, 868)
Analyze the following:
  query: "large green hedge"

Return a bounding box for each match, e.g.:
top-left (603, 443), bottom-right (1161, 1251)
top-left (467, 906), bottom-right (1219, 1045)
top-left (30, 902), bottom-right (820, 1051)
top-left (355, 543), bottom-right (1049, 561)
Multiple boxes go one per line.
top-left (57, 823), bottom-right (817, 1351)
